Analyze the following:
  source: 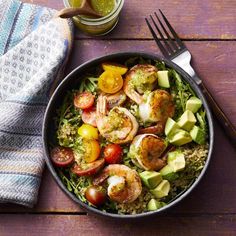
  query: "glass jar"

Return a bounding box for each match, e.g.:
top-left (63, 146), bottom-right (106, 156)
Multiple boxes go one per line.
top-left (63, 0), bottom-right (125, 36)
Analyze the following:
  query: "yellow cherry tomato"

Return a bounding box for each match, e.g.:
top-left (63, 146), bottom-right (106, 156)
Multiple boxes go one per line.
top-left (78, 124), bottom-right (99, 140)
top-left (83, 140), bottom-right (101, 163)
top-left (102, 63), bottom-right (128, 75)
top-left (98, 70), bottom-right (123, 94)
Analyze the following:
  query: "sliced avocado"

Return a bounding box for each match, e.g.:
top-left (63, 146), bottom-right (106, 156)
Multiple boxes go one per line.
top-left (169, 129), bottom-right (192, 146)
top-left (186, 97), bottom-right (202, 113)
top-left (139, 171), bottom-right (162, 189)
top-left (147, 199), bottom-right (166, 211)
top-left (164, 117), bottom-right (180, 136)
top-left (150, 180), bottom-right (170, 198)
top-left (190, 125), bottom-right (206, 145)
top-left (178, 110), bottom-right (196, 131)
top-left (157, 71), bottom-right (170, 88)
top-left (167, 151), bottom-right (186, 172)
top-left (159, 165), bottom-right (179, 181)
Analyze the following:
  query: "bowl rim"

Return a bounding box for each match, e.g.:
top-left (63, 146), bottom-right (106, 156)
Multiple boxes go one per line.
top-left (42, 51), bottom-right (214, 219)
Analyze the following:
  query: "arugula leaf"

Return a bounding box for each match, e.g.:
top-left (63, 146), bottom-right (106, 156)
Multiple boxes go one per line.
top-left (155, 60), bottom-right (167, 70)
top-left (169, 69), bottom-right (195, 119)
top-left (79, 77), bottom-right (98, 93)
top-left (196, 109), bottom-right (208, 135)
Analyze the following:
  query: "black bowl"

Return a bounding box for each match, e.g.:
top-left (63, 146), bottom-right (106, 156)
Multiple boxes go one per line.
top-left (42, 52), bottom-right (214, 219)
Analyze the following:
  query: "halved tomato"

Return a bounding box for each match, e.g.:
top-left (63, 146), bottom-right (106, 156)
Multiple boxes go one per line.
top-left (74, 91), bottom-right (95, 109)
top-left (51, 146), bottom-right (74, 167)
top-left (78, 124), bottom-right (99, 140)
top-left (83, 140), bottom-right (101, 163)
top-left (82, 107), bottom-right (97, 127)
top-left (103, 144), bottom-right (123, 164)
top-left (102, 62), bottom-right (128, 75)
top-left (98, 70), bottom-right (123, 94)
top-left (71, 159), bottom-right (105, 176)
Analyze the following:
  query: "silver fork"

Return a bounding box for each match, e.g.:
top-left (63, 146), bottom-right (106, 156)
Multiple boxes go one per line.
top-left (145, 10), bottom-right (236, 146)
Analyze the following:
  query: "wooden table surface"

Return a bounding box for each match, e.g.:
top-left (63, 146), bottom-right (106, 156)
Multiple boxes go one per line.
top-left (1, 0), bottom-right (236, 235)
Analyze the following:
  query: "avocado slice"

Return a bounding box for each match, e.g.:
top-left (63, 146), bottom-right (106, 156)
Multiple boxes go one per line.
top-left (168, 151), bottom-right (186, 172)
top-left (157, 71), bottom-right (170, 88)
top-left (147, 199), bottom-right (166, 211)
top-left (164, 117), bottom-right (180, 136)
top-left (159, 165), bottom-right (179, 181)
top-left (190, 125), bottom-right (206, 145)
top-left (150, 180), bottom-right (170, 198)
top-left (178, 110), bottom-right (196, 131)
top-left (139, 171), bottom-right (162, 189)
top-left (169, 129), bottom-right (192, 146)
top-left (186, 97), bottom-right (202, 113)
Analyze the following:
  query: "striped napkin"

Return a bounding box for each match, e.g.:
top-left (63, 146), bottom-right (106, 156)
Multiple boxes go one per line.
top-left (0, 0), bottom-right (73, 207)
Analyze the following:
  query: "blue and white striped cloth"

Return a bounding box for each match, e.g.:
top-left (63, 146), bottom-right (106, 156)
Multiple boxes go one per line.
top-left (0, 0), bottom-right (73, 207)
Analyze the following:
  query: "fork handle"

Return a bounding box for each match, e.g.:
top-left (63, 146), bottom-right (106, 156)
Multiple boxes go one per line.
top-left (198, 81), bottom-right (236, 147)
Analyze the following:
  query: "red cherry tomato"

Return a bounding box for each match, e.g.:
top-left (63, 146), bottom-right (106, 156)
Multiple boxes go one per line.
top-left (85, 185), bottom-right (106, 206)
top-left (74, 92), bottom-right (95, 110)
top-left (51, 146), bottom-right (74, 167)
top-left (71, 159), bottom-right (105, 176)
top-left (82, 107), bottom-right (97, 127)
top-left (103, 144), bottom-right (123, 164)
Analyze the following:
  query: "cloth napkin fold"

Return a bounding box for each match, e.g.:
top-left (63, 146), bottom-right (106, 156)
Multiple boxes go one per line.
top-left (0, 0), bottom-right (73, 207)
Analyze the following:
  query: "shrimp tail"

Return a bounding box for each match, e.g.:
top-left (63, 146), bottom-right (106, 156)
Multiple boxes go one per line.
top-left (138, 121), bottom-right (164, 135)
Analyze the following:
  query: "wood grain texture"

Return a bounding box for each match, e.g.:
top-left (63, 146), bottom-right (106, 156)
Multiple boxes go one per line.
top-left (0, 41), bottom-right (235, 214)
top-left (1, 1), bottom-right (236, 235)
top-left (0, 214), bottom-right (236, 236)
top-left (22, 0), bottom-right (236, 39)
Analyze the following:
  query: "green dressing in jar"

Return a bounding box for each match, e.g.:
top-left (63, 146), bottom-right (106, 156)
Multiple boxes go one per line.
top-left (65, 0), bottom-right (124, 36)
top-left (91, 0), bottom-right (116, 16)
top-left (69, 0), bottom-right (116, 17)
top-left (69, 0), bottom-right (83, 7)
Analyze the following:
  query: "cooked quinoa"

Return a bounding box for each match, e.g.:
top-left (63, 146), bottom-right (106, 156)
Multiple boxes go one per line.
top-left (114, 144), bottom-right (208, 214)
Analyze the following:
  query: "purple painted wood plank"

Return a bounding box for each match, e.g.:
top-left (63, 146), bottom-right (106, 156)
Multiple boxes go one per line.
top-left (0, 214), bottom-right (236, 235)
top-left (23, 0), bottom-right (236, 39)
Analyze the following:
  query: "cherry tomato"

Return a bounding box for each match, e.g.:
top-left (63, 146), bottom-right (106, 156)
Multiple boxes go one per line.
top-left (51, 146), bottom-right (74, 167)
top-left (82, 107), bottom-right (97, 127)
top-left (102, 62), bottom-right (128, 75)
top-left (85, 185), bottom-right (106, 206)
top-left (103, 144), bottom-right (123, 164)
top-left (74, 92), bottom-right (95, 110)
top-left (71, 158), bottom-right (105, 176)
top-left (78, 124), bottom-right (98, 140)
top-left (83, 140), bottom-right (101, 163)
top-left (98, 70), bottom-right (123, 94)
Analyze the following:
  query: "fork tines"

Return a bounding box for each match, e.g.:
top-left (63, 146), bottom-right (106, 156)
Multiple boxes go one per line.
top-left (145, 10), bottom-right (186, 58)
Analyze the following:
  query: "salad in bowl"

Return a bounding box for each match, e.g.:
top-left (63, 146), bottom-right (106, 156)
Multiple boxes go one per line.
top-left (43, 53), bottom-right (213, 217)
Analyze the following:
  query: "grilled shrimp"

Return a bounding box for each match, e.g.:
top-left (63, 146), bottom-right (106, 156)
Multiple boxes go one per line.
top-left (123, 64), bottom-right (158, 104)
top-left (93, 164), bottom-right (142, 203)
top-left (106, 90), bottom-right (127, 109)
top-left (96, 95), bottom-right (138, 144)
top-left (129, 134), bottom-right (167, 171)
top-left (138, 89), bottom-right (175, 134)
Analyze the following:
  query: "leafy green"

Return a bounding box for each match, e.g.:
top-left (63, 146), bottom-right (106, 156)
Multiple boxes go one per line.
top-left (169, 69), bottom-right (195, 119)
top-left (58, 169), bottom-right (91, 203)
top-left (79, 77), bottom-right (98, 93)
top-left (155, 60), bottom-right (167, 70)
top-left (196, 109), bottom-right (208, 137)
